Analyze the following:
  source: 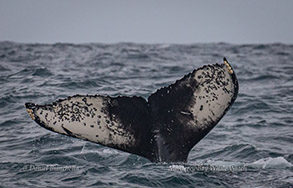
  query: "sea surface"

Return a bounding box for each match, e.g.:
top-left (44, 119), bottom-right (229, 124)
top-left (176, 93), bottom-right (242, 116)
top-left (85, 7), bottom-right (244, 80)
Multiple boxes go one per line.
top-left (0, 41), bottom-right (292, 187)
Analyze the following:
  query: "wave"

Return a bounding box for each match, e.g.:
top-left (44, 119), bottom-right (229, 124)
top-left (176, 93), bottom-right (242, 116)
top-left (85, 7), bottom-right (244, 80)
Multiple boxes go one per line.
top-left (1, 42), bottom-right (293, 187)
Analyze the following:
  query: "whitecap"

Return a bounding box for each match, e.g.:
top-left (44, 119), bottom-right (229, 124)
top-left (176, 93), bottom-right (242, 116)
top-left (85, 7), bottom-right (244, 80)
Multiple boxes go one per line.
top-left (250, 157), bottom-right (292, 169)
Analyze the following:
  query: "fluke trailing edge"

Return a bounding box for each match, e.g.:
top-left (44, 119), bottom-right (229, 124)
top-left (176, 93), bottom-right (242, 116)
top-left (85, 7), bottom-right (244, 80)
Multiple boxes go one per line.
top-left (25, 58), bottom-right (238, 162)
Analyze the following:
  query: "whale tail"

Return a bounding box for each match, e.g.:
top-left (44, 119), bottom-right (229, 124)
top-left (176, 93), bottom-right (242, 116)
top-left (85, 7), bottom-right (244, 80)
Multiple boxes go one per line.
top-left (25, 58), bottom-right (238, 162)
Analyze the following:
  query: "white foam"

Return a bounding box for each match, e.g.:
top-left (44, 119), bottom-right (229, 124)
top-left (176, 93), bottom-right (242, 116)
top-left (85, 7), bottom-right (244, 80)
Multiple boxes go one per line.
top-left (203, 159), bottom-right (244, 167)
top-left (250, 157), bottom-right (292, 169)
top-left (169, 164), bottom-right (189, 172)
top-left (102, 148), bottom-right (119, 155)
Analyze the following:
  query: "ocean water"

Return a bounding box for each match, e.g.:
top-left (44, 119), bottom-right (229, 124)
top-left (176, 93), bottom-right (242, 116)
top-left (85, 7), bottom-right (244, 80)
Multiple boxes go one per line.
top-left (0, 41), bottom-right (292, 187)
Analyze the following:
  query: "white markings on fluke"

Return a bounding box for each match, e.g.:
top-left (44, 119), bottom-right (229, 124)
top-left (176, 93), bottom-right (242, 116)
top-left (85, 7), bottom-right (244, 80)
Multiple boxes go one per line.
top-left (25, 58), bottom-right (238, 162)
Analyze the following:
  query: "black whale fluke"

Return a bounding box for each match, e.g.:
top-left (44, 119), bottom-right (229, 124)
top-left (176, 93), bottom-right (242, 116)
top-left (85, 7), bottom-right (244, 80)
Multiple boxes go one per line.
top-left (25, 58), bottom-right (238, 162)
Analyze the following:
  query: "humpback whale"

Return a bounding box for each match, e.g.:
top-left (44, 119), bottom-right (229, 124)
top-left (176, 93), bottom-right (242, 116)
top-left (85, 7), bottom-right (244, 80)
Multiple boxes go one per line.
top-left (25, 58), bottom-right (238, 162)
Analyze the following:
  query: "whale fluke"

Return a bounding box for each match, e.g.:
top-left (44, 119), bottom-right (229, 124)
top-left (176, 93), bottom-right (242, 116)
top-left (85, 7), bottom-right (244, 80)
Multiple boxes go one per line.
top-left (25, 58), bottom-right (238, 162)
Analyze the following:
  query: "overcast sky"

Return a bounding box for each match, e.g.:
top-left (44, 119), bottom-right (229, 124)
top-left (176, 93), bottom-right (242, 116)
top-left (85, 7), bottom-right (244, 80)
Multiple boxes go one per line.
top-left (1, 0), bottom-right (292, 44)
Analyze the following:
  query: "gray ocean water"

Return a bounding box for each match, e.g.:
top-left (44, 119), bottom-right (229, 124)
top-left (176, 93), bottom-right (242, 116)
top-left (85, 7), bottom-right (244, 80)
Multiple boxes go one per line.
top-left (0, 41), bottom-right (292, 187)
